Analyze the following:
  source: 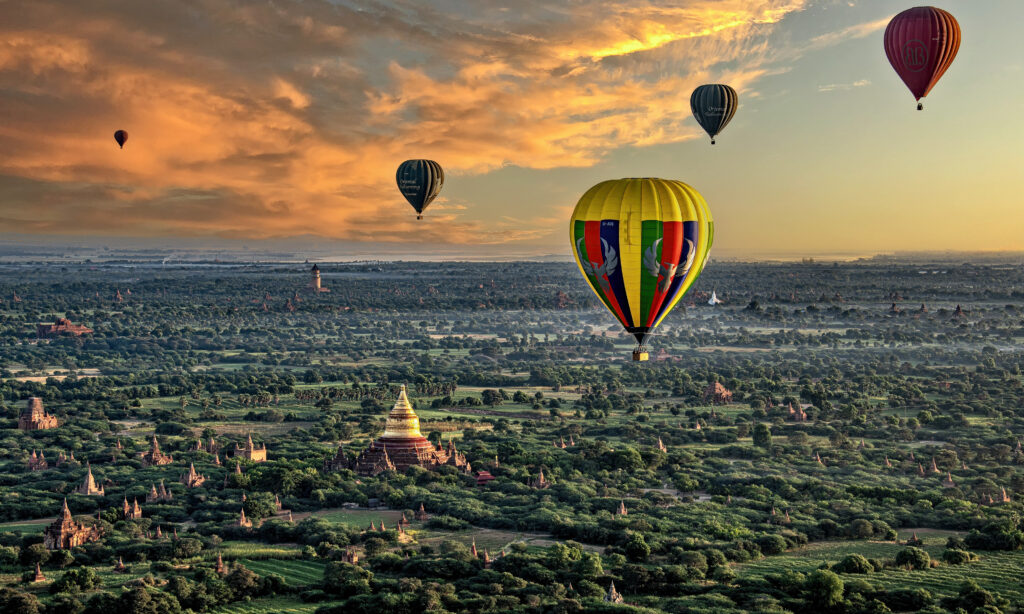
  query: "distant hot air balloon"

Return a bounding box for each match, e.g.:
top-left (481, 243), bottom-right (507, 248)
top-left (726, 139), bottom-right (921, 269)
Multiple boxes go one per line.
top-left (114, 130), bottom-right (128, 149)
top-left (396, 160), bottom-right (444, 220)
top-left (884, 7), bottom-right (960, 110)
top-left (569, 178), bottom-right (714, 361)
top-left (690, 85), bottom-right (738, 144)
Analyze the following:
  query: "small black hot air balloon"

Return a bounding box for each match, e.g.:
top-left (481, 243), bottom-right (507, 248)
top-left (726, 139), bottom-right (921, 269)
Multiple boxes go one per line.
top-left (690, 85), bottom-right (738, 145)
top-left (396, 159), bottom-right (444, 220)
top-left (114, 130), bottom-right (128, 149)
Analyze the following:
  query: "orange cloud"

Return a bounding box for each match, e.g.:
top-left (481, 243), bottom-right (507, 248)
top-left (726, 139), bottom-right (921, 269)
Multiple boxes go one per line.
top-left (0, 0), bottom-right (822, 245)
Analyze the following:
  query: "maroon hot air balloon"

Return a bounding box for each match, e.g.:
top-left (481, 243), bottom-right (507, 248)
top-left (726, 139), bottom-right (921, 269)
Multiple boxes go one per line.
top-left (884, 6), bottom-right (960, 110)
top-left (114, 130), bottom-right (128, 149)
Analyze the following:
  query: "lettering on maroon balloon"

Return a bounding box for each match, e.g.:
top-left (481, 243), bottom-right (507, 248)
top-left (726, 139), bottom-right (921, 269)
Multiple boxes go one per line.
top-left (902, 40), bottom-right (929, 72)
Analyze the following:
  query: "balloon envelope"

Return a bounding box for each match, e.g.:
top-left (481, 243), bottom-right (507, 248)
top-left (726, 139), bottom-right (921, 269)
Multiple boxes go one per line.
top-left (114, 130), bottom-right (128, 149)
top-left (690, 85), bottom-right (738, 144)
top-left (396, 160), bottom-right (444, 219)
top-left (884, 7), bottom-right (960, 106)
top-left (569, 178), bottom-right (714, 356)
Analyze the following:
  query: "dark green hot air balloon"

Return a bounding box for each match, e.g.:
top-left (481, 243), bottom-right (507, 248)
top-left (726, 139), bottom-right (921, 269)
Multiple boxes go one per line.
top-left (690, 84), bottom-right (738, 145)
top-left (396, 159), bottom-right (444, 220)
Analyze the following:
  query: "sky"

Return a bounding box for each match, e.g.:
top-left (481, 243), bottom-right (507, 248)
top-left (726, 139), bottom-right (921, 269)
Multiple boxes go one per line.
top-left (0, 0), bottom-right (1022, 259)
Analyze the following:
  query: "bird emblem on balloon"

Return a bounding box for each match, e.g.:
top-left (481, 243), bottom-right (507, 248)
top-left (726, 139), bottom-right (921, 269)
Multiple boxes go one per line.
top-left (643, 238), bottom-right (695, 294)
top-left (575, 237), bottom-right (618, 295)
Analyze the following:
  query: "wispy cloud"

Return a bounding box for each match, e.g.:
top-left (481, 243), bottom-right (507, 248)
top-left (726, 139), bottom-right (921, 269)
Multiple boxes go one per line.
top-left (806, 16), bottom-right (889, 49)
top-left (818, 79), bottom-right (871, 92)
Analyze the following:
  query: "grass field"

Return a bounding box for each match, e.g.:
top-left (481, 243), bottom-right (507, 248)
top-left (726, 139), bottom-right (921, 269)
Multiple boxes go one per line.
top-left (236, 559), bottom-right (325, 586)
top-left (309, 509), bottom-right (405, 528)
top-left (213, 541), bottom-right (303, 560)
top-left (211, 596), bottom-right (345, 613)
top-left (740, 536), bottom-right (1024, 602)
top-left (0, 521), bottom-right (49, 535)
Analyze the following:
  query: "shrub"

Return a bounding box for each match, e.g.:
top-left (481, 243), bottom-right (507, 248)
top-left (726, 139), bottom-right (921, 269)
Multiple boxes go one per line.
top-left (755, 534), bottom-right (788, 556)
top-left (832, 554), bottom-right (874, 574)
top-left (894, 547), bottom-right (930, 570)
top-left (941, 549), bottom-right (977, 565)
top-left (425, 516), bottom-right (469, 531)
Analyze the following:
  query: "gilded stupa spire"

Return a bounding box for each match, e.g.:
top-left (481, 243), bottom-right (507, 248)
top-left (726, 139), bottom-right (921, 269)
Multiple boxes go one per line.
top-left (382, 385), bottom-right (423, 439)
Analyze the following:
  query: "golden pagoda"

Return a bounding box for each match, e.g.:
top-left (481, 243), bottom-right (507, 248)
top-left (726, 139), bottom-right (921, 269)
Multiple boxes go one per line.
top-left (325, 385), bottom-right (470, 476)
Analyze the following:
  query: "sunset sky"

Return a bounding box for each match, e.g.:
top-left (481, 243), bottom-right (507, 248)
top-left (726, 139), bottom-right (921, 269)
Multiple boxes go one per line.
top-left (1, 0), bottom-right (1021, 259)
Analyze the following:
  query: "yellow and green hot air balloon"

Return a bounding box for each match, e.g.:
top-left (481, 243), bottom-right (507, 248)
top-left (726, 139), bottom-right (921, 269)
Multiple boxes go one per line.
top-left (569, 178), bottom-right (714, 361)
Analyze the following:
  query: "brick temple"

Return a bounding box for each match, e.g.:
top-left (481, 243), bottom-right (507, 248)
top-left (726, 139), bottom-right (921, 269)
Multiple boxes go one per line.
top-left (43, 500), bottom-right (102, 550)
top-left (325, 385), bottom-right (471, 476)
top-left (18, 397), bottom-right (59, 431)
top-left (703, 382), bottom-right (733, 404)
top-left (139, 436), bottom-right (173, 467)
top-left (233, 435), bottom-right (267, 462)
top-left (37, 317), bottom-right (93, 338)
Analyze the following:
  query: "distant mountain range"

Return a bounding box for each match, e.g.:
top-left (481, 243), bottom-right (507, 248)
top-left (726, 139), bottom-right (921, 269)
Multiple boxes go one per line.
top-left (1, 234), bottom-right (1022, 264)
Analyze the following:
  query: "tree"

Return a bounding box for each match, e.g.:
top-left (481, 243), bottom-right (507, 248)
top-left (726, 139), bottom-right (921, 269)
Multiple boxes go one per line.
top-left (19, 544), bottom-right (49, 567)
top-left (894, 547), bottom-right (930, 570)
top-left (50, 567), bottom-right (102, 594)
top-left (804, 570), bottom-right (844, 608)
top-left (225, 565), bottom-right (260, 598)
top-left (323, 562), bottom-right (373, 597)
top-left (849, 519), bottom-right (874, 539)
top-left (362, 538), bottom-right (387, 557)
top-left (833, 554), bottom-right (873, 574)
top-left (481, 389), bottom-right (503, 406)
top-left (0, 588), bottom-right (42, 614)
top-left (752, 423), bottom-right (772, 448)
top-left (756, 534), bottom-right (788, 555)
top-left (941, 580), bottom-right (998, 612)
top-left (114, 586), bottom-right (183, 614)
top-left (712, 565), bottom-right (737, 584)
top-left (942, 549), bottom-right (976, 565)
top-left (243, 492), bottom-right (279, 521)
top-left (624, 532), bottom-right (650, 562)
top-left (48, 549), bottom-right (75, 568)
top-left (676, 551), bottom-right (708, 580)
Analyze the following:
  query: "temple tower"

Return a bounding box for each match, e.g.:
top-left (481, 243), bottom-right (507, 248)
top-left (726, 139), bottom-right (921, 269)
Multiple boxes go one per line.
top-left (309, 264), bottom-right (329, 293)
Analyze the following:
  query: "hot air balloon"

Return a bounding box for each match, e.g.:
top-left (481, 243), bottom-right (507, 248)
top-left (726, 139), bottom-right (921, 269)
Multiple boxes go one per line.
top-left (396, 160), bottom-right (444, 219)
top-left (690, 85), bottom-right (738, 145)
top-left (569, 178), bottom-right (714, 361)
top-left (114, 130), bottom-right (128, 149)
top-left (884, 7), bottom-right (960, 110)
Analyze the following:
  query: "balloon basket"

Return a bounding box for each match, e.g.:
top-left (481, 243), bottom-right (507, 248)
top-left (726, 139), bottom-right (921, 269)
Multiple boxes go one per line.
top-left (417, 215), bottom-right (423, 220)
top-left (917, 103), bottom-right (923, 111)
top-left (632, 350), bottom-right (649, 362)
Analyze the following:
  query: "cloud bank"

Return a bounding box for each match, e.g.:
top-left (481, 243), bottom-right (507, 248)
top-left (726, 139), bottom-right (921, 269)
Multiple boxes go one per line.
top-left (0, 0), bottom-right (863, 244)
